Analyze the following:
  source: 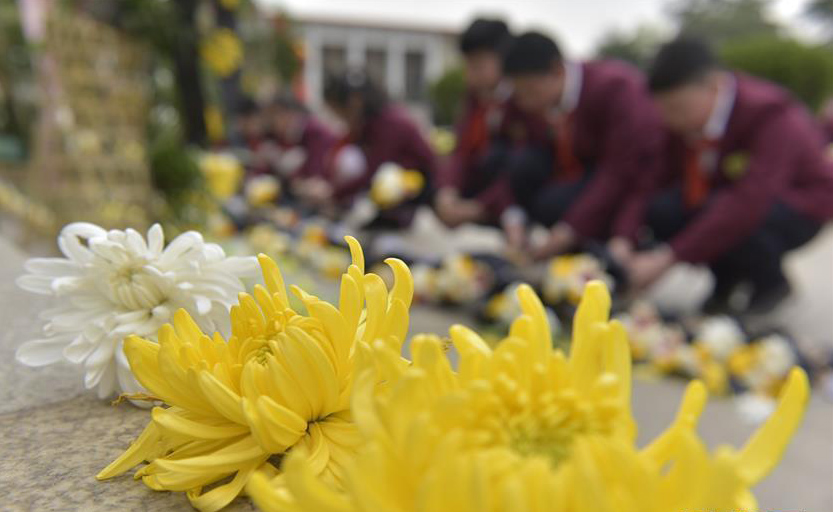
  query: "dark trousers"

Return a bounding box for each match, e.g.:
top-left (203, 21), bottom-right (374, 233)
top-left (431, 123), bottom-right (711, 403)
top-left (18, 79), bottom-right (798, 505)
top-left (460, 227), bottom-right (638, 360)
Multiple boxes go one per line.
top-left (457, 142), bottom-right (512, 199)
top-left (508, 146), bottom-right (590, 227)
top-left (646, 187), bottom-right (821, 293)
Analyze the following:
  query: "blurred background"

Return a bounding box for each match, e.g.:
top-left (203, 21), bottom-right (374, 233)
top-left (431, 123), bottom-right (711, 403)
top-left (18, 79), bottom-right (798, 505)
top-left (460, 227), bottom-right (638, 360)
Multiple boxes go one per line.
top-left (0, 0), bottom-right (831, 240)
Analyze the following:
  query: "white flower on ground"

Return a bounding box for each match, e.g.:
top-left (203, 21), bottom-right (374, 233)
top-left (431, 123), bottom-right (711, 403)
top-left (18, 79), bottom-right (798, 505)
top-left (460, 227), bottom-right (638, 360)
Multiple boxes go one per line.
top-left (695, 315), bottom-right (745, 362)
top-left (16, 222), bottom-right (258, 400)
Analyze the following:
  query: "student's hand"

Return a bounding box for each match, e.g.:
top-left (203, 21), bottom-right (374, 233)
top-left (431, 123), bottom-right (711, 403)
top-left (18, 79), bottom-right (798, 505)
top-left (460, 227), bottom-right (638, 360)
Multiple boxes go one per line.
top-left (252, 142), bottom-right (281, 168)
top-left (627, 246), bottom-right (675, 290)
top-left (296, 178), bottom-right (333, 206)
top-left (608, 237), bottom-right (635, 265)
top-left (531, 222), bottom-right (576, 261)
top-left (435, 188), bottom-right (483, 227)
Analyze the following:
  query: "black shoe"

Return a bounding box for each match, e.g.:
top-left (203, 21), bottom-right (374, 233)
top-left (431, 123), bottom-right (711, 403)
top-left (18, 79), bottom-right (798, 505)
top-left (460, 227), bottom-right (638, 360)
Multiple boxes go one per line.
top-left (746, 279), bottom-right (792, 315)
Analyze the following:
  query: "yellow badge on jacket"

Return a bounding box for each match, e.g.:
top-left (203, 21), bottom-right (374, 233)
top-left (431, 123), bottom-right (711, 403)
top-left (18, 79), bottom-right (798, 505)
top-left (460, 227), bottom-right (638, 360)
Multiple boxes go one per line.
top-left (722, 151), bottom-right (750, 181)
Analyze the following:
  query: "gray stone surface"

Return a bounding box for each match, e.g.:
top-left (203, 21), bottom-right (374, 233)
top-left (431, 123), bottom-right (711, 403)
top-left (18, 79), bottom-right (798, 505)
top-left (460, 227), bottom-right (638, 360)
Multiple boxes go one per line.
top-left (1, 234), bottom-right (831, 511)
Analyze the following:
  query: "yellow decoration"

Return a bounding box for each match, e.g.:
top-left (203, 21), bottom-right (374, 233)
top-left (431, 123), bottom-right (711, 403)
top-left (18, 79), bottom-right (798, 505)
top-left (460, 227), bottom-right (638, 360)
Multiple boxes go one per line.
top-left (201, 29), bottom-right (244, 77)
top-left (248, 281), bottom-right (810, 512)
top-left (97, 239), bottom-right (415, 512)
top-left (201, 153), bottom-right (243, 200)
top-left (722, 152), bottom-right (750, 181)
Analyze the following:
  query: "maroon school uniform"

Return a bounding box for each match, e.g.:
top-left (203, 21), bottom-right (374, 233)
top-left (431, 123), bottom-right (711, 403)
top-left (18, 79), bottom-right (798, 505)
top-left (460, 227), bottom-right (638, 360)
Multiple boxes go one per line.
top-left (822, 115), bottom-right (833, 144)
top-left (277, 117), bottom-right (337, 181)
top-left (652, 74), bottom-right (833, 264)
top-left (331, 105), bottom-right (436, 202)
top-left (437, 92), bottom-right (530, 219)
top-left (549, 60), bottom-right (664, 239)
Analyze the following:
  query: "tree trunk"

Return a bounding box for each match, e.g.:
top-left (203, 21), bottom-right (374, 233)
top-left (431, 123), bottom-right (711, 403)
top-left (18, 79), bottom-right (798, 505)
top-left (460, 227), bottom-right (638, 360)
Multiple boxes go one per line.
top-left (173, 0), bottom-right (207, 146)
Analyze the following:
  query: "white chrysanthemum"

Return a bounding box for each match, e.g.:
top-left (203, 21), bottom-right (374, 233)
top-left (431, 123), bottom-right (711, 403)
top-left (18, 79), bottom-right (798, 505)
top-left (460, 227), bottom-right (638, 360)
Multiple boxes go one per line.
top-left (16, 222), bottom-right (258, 399)
top-left (695, 315), bottom-right (745, 361)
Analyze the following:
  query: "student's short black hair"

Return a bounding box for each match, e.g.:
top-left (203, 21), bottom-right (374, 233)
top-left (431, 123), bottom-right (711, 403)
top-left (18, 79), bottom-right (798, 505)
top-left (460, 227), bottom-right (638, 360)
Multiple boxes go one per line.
top-left (648, 37), bottom-right (720, 93)
top-left (323, 69), bottom-right (388, 118)
top-left (503, 31), bottom-right (563, 76)
top-left (459, 18), bottom-right (512, 56)
top-left (235, 96), bottom-right (259, 117)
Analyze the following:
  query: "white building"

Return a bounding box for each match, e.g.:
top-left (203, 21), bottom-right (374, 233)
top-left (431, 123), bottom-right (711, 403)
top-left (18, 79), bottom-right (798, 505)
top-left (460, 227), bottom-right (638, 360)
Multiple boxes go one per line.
top-left (297, 15), bottom-right (459, 123)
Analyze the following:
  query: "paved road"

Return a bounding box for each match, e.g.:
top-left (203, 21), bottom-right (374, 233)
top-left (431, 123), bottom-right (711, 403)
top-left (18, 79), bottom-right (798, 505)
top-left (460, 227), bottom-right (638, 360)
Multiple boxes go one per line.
top-left (1, 235), bottom-right (830, 511)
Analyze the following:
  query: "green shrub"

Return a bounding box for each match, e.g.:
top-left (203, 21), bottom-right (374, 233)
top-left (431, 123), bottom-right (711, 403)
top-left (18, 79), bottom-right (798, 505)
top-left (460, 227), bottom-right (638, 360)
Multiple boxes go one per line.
top-left (722, 36), bottom-right (833, 111)
top-left (429, 66), bottom-right (466, 127)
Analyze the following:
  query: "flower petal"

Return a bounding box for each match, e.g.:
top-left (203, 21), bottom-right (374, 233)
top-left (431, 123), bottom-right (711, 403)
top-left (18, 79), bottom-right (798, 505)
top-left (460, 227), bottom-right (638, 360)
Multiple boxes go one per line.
top-left (16, 337), bottom-right (70, 366)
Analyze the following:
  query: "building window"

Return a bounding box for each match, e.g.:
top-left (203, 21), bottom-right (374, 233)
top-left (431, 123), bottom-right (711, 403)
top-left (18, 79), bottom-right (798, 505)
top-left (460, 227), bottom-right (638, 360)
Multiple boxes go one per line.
top-left (404, 49), bottom-right (425, 102)
top-left (322, 44), bottom-right (347, 79)
top-left (365, 48), bottom-right (387, 90)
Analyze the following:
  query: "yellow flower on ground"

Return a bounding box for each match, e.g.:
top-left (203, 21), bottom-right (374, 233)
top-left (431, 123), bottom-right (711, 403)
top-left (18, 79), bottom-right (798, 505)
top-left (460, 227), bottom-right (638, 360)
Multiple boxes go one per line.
top-left (369, 162), bottom-right (425, 209)
top-left (543, 254), bottom-right (613, 304)
top-left (248, 282), bottom-right (809, 512)
top-left (245, 175), bottom-right (282, 207)
top-left (201, 153), bottom-right (243, 200)
top-left (97, 237), bottom-right (414, 511)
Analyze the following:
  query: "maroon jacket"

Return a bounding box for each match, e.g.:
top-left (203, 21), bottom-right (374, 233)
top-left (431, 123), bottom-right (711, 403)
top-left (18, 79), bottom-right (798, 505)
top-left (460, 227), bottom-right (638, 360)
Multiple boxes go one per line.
top-left (822, 114), bottom-right (833, 144)
top-left (331, 105), bottom-right (436, 202)
top-left (281, 117), bottom-right (337, 181)
top-left (556, 60), bottom-right (664, 239)
top-left (437, 93), bottom-right (533, 219)
top-left (654, 74), bottom-right (833, 263)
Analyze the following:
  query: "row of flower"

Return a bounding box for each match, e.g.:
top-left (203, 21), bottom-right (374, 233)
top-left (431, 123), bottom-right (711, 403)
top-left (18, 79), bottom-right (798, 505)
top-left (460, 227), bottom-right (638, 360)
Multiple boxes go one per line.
top-left (17, 222), bottom-right (809, 511)
top-left (231, 214), bottom-right (816, 418)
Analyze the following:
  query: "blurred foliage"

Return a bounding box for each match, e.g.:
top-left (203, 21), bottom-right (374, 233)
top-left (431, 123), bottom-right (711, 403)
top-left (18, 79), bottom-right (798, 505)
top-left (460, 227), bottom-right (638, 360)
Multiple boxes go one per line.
top-left (670, 0), bottom-right (778, 47)
top-left (722, 35), bottom-right (833, 110)
top-left (594, 0), bottom-right (833, 111)
top-left (73, 0), bottom-right (209, 145)
top-left (0, 2), bottom-right (34, 159)
top-left (429, 66), bottom-right (466, 127)
top-left (273, 12), bottom-right (301, 83)
top-left (596, 25), bottom-right (666, 70)
top-left (596, 0), bottom-right (778, 68)
top-left (806, 0), bottom-right (833, 41)
top-left (149, 123), bottom-right (204, 212)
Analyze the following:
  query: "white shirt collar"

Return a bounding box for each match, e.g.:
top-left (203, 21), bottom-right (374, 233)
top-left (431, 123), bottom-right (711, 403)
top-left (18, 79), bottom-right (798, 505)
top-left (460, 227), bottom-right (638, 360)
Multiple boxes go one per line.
top-left (703, 73), bottom-right (736, 140)
top-left (559, 61), bottom-right (583, 113)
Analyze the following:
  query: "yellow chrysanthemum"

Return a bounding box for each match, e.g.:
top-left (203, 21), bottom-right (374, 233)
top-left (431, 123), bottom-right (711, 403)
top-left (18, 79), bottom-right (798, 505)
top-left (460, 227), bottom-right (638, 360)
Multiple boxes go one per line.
top-left (248, 282), bottom-right (809, 512)
top-left (97, 237), bottom-right (414, 511)
top-left (201, 153), bottom-right (243, 200)
top-left (245, 175), bottom-right (282, 207)
top-left (543, 254), bottom-right (613, 304)
top-left (369, 163), bottom-right (425, 209)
